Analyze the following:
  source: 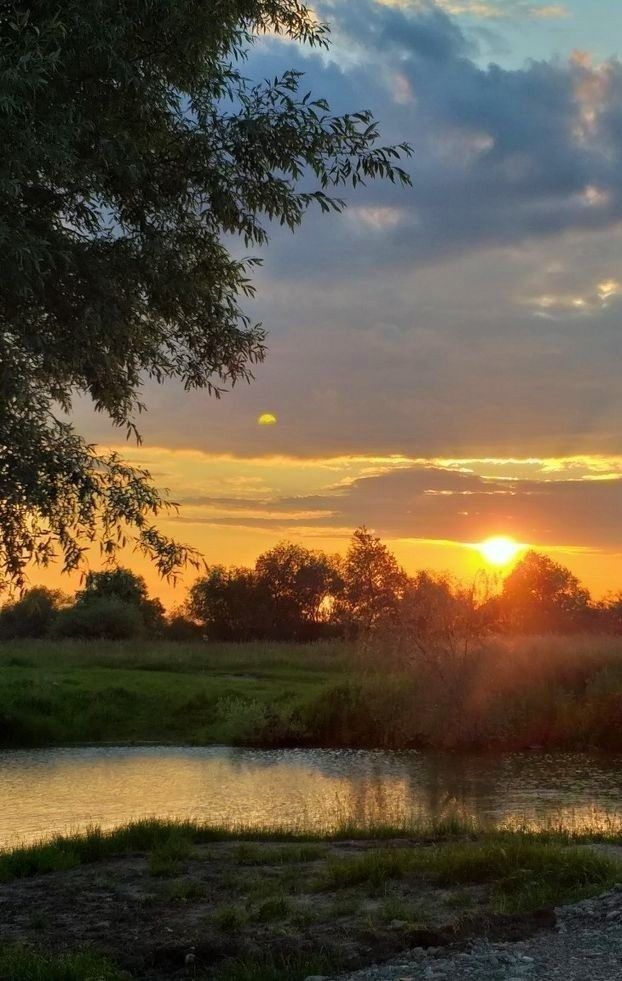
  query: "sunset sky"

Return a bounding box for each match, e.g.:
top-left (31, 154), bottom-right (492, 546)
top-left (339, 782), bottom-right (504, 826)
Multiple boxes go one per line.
top-left (55, 0), bottom-right (622, 605)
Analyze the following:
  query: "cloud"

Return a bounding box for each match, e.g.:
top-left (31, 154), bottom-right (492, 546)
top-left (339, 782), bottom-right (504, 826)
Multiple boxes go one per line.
top-left (241, 0), bottom-right (622, 277)
top-left (378, 0), bottom-right (569, 19)
top-left (187, 462), bottom-right (622, 551)
top-left (69, 1), bottom-right (622, 523)
top-left (114, 445), bottom-right (622, 552)
top-left (522, 276), bottom-right (622, 318)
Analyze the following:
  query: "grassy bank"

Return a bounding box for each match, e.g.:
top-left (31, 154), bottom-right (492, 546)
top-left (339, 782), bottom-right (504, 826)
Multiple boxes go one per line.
top-left (4, 634), bottom-right (622, 750)
top-left (0, 818), bottom-right (621, 980)
top-left (0, 639), bottom-right (349, 747)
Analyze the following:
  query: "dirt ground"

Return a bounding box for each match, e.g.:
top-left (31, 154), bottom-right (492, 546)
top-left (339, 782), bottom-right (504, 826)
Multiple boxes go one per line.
top-left (0, 839), bottom-right (559, 979)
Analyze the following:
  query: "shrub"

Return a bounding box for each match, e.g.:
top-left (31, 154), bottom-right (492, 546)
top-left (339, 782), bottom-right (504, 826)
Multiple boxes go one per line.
top-left (76, 568), bottom-right (166, 637)
top-left (53, 597), bottom-right (144, 640)
top-left (166, 612), bottom-right (204, 641)
top-left (0, 587), bottom-right (66, 639)
top-left (293, 678), bottom-right (422, 749)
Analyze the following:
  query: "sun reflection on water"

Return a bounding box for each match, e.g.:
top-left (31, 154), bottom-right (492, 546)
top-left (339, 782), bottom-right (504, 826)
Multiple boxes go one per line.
top-left (2, 746), bottom-right (622, 846)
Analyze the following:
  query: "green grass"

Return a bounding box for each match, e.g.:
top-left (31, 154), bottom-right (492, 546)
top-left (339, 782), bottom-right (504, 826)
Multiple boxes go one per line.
top-left (214, 904), bottom-right (249, 931)
top-left (0, 816), bottom-right (482, 884)
top-left (320, 839), bottom-right (620, 912)
top-left (235, 843), bottom-right (327, 865)
top-left (148, 834), bottom-right (195, 876)
top-left (211, 951), bottom-right (334, 981)
top-left (253, 895), bottom-right (292, 922)
top-left (167, 878), bottom-right (208, 901)
top-left (6, 634), bottom-right (622, 751)
top-left (0, 946), bottom-right (335, 981)
top-left (2, 817), bottom-right (622, 981)
top-left (0, 638), bottom-right (349, 748)
top-left (379, 896), bottom-right (420, 922)
top-left (0, 946), bottom-right (123, 980)
top-left (2, 814), bottom-right (621, 884)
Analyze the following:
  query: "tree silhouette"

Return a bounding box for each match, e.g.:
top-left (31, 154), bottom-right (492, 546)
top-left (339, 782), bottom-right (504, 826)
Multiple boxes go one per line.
top-left (337, 527), bottom-right (408, 632)
top-left (500, 550), bottom-right (591, 633)
top-left (255, 542), bottom-right (341, 639)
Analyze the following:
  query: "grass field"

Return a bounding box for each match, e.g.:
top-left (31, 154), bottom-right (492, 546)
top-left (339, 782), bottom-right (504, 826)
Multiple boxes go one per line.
top-left (3, 634), bottom-right (622, 750)
top-left (0, 817), bottom-right (620, 980)
top-left (0, 639), bottom-right (349, 748)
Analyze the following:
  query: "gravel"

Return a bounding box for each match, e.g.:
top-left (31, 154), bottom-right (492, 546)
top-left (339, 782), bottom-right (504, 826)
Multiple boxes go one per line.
top-left (325, 887), bottom-right (622, 981)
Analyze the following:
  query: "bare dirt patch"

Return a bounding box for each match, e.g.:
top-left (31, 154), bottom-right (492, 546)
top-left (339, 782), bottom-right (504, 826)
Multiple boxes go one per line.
top-left (0, 838), bottom-right (570, 979)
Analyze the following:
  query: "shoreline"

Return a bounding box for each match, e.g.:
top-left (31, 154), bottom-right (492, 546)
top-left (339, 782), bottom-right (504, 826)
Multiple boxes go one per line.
top-left (1, 820), bottom-right (621, 980)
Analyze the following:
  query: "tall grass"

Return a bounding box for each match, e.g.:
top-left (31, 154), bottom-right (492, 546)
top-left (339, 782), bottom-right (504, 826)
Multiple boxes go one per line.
top-left (267, 633), bottom-right (622, 750)
top-left (0, 816), bottom-right (478, 883)
top-left (3, 634), bottom-right (622, 750)
top-left (319, 838), bottom-right (620, 911)
top-left (0, 946), bottom-right (123, 980)
top-left (2, 814), bottom-right (622, 885)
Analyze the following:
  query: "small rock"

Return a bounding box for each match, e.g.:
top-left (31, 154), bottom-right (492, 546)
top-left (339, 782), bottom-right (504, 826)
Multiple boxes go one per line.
top-left (389, 919), bottom-right (409, 930)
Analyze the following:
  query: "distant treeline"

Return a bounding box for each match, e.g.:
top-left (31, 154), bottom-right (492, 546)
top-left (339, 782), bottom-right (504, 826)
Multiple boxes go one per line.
top-left (1, 527), bottom-right (622, 643)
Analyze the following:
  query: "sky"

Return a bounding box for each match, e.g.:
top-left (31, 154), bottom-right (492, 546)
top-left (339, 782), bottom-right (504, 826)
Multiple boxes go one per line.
top-left (56, 0), bottom-right (622, 605)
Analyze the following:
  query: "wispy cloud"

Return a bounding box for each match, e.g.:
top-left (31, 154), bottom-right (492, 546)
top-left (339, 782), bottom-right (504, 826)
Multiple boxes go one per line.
top-left (103, 446), bottom-right (622, 554)
top-left (376, 0), bottom-right (569, 19)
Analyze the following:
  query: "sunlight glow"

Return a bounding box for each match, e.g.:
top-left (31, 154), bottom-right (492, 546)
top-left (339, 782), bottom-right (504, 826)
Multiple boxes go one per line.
top-left (476, 536), bottom-right (524, 566)
top-left (257, 413), bottom-right (277, 426)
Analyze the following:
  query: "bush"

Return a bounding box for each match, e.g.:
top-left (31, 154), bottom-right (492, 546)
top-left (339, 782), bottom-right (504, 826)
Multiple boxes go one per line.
top-left (53, 597), bottom-right (144, 640)
top-left (288, 678), bottom-right (422, 749)
top-left (166, 613), bottom-right (204, 641)
top-left (0, 587), bottom-right (66, 639)
top-left (76, 568), bottom-right (166, 637)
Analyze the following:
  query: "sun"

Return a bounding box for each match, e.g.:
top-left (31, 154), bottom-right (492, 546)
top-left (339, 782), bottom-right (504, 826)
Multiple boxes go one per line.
top-left (476, 536), bottom-right (523, 567)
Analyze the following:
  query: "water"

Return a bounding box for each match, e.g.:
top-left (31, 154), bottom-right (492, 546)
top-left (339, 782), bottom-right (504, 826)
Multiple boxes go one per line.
top-left (2, 745), bottom-right (622, 846)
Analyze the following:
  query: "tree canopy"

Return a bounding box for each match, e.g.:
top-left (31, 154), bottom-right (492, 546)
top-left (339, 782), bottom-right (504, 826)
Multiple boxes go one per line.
top-left (0, 0), bottom-right (411, 589)
top-left (501, 550), bottom-right (592, 632)
top-left (335, 527), bottom-right (408, 632)
top-left (4, 534), bottom-right (622, 642)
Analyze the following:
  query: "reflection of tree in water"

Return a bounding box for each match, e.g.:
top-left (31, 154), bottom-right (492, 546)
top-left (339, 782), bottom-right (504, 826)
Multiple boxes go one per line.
top-left (219, 749), bottom-right (544, 827)
top-left (407, 753), bottom-right (510, 827)
top-left (199, 747), bottom-right (622, 831)
top-left (333, 761), bottom-right (404, 827)
top-left (315, 753), bottom-right (522, 827)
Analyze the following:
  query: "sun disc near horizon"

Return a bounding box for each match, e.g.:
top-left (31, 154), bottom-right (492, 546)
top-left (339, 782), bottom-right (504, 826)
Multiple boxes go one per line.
top-left (476, 536), bottom-right (523, 567)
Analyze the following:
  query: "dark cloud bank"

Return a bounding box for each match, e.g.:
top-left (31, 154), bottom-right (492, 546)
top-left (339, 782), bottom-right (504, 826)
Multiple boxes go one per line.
top-left (80, 1), bottom-right (622, 468)
top-left (253, 0), bottom-right (622, 273)
top-left (176, 462), bottom-right (622, 551)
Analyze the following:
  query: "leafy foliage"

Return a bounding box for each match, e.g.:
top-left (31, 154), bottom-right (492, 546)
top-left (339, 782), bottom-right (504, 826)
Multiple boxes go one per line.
top-left (0, 0), bottom-right (411, 587)
top-left (189, 543), bottom-right (341, 640)
top-left (188, 565), bottom-right (271, 641)
top-left (77, 567), bottom-right (166, 634)
top-left (53, 596), bottom-right (146, 640)
top-left (255, 542), bottom-right (341, 638)
top-left (187, 529), bottom-right (616, 643)
top-left (0, 585), bottom-right (67, 638)
top-left (334, 526), bottom-right (408, 632)
top-left (501, 551), bottom-right (593, 632)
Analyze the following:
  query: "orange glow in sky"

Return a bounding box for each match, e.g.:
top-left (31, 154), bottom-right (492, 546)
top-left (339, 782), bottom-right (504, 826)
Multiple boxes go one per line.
top-left (21, 447), bottom-right (622, 607)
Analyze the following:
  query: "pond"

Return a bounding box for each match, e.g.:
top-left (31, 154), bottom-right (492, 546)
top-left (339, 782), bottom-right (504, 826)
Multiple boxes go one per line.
top-left (2, 745), bottom-right (622, 846)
